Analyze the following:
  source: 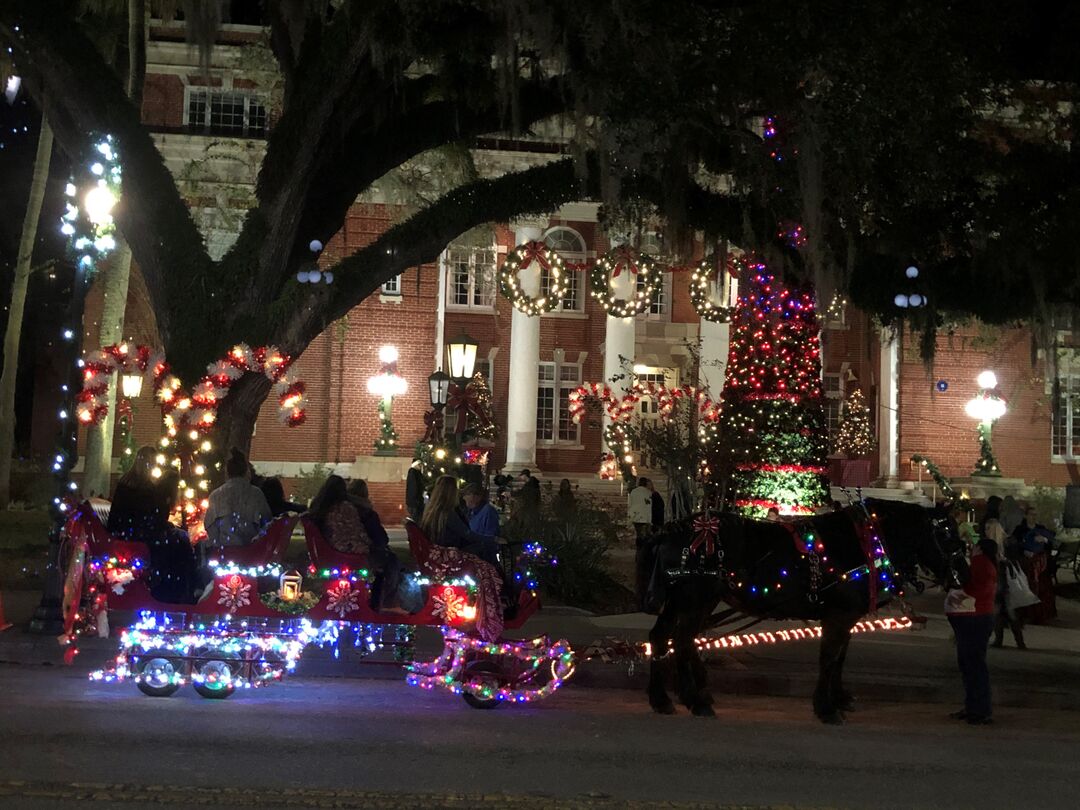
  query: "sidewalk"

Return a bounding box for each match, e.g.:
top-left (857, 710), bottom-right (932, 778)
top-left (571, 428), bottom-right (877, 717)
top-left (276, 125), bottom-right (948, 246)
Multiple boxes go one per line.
top-left (3, 587), bottom-right (1079, 711)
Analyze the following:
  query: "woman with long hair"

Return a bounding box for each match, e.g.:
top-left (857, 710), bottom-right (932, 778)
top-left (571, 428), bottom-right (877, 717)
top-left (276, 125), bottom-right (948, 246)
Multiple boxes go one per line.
top-left (308, 475), bottom-right (410, 612)
top-left (420, 475), bottom-right (500, 567)
top-left (106, 446), bottom-right (159, 538)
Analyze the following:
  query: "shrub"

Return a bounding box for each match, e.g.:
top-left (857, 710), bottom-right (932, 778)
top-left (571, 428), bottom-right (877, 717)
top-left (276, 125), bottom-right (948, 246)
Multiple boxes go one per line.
top-left (289, 463), bottom-right (333, 507)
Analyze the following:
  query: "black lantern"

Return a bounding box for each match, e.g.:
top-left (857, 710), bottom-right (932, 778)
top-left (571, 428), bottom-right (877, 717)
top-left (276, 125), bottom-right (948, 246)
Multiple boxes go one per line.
top-left (446, 332), bottom-right (478, 381)
top-left (428, 370), bottom-right (451, 410)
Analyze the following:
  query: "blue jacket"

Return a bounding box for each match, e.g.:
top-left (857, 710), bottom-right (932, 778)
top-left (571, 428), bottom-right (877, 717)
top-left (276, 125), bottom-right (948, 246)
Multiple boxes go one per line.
top-left (468, 502), bottom-right (500, 538)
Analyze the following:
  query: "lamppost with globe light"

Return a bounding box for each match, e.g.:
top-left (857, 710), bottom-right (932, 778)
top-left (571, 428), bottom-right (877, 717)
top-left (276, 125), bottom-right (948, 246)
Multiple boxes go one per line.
top-left (965, 370), bottom-right (1007, 477)
top-left (367, 346), bottom-right (407, 456)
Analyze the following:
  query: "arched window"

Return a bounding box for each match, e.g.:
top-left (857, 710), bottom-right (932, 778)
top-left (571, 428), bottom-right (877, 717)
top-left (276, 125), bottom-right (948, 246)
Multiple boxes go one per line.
top-left (541, 227), bottom-right (586, 312)
top-left (637, 232), bottom-right (669, 317)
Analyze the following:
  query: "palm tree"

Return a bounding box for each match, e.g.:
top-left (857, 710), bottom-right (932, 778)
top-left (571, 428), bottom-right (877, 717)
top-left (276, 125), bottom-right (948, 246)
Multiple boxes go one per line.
top-left (0, 112), bottom-right (53, 507)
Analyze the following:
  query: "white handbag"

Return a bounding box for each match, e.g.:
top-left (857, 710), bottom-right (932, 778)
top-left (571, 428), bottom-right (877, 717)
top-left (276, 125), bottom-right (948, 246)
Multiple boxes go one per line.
top-left (944, 589), bottom-right (975, 614)
top-left (1004, 562), bottom-right (1040, 611)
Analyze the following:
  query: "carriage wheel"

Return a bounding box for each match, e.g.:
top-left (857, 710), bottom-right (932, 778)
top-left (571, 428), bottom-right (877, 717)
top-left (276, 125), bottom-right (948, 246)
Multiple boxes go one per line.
top-left (193, 654), bottom-right (239, 700)
top-left (461, 660), bottom-right (503, 710)
top-left (135, 649), bottom-right (182, 698)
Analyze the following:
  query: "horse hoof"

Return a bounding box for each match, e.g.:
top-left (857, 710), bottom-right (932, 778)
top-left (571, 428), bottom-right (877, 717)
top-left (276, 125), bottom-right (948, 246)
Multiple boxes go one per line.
top-left (838, 698), bottom-right (857, 713)
top-left (691, 703), bottom-right (716, 718)
top-left (817, 711), bottom-right (845, 726)
top-left (651, 701), bottom-right (677, 715)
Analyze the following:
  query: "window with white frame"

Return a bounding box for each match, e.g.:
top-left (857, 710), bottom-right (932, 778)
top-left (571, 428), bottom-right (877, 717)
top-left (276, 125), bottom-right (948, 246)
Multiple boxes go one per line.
top-left (186, 89), bottom-right (269, 137)
top-left (445, 244), bottom-right (496, 309)
top-left (540, 227), bottom-right (585, 312)
top-left (381, 273), bottom-right (402, 296)
top-left (1052, 372), bottom-right (1080, 459)
top-left (536, 359), bottom-right (582, 443)
top-left (637, 272), bottom-right (669, 316)
top-left (635, 369), bottom-right (674, 416)
top-left (823, 372), bottom-right (844, 439)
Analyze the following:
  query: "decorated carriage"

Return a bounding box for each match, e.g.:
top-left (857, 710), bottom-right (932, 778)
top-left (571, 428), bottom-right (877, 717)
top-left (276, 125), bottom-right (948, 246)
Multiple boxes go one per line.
top-left (63, 503), bottom-right (574, 709)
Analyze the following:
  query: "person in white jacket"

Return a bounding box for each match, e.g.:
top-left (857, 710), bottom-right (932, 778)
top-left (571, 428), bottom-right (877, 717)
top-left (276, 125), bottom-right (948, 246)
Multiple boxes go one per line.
top-left (628, 477), bottom-right (654, 548)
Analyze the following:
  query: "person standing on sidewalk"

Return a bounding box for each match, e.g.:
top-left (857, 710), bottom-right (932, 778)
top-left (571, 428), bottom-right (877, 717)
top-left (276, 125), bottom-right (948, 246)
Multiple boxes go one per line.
top-left (628, 477), bottom-right (653, 548)
top-left (405, 457), bottom-right (425, 523)
top-left (947, 537), bottom-right (999, 725)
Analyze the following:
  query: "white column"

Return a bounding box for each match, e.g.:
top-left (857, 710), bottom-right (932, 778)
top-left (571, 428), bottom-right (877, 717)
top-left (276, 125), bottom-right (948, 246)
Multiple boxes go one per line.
top-left (602, 241), bottom-right (637, 432)
top-left (697, 318), bottom-right (729, 399)
top-left (878, 328), bottom-right (900, 484)
top-left (505, 224), bottom-right (544, 469)
top-left (435, 253), bottom-right (447, 371)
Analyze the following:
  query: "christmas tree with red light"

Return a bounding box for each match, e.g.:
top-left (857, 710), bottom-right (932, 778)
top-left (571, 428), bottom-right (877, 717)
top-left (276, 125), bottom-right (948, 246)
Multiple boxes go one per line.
top-left (718, 261), bottom-right (829, 517)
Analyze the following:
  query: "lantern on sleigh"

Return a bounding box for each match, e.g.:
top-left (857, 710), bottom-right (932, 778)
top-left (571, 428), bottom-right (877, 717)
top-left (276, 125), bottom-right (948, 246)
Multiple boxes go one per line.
top-left (279, 570), bottom-right (303, 602)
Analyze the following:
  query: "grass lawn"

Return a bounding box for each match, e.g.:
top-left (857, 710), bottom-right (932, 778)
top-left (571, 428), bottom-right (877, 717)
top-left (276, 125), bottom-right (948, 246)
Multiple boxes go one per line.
top-left (0, 509), bottom-right (51, 590)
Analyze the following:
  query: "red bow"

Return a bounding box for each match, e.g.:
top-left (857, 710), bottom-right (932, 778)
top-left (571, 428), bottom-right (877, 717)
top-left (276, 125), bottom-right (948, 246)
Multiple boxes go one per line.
top-left (423, 409), bottom-right (444, 443)
top-left (446, 382), bottom-right (487, 435)
top-left (690, 514), bottom-right (720, 557)
top-left (518, 240), bottom-right (553, 272)
top-left (609, 246), bottom-right (640, 278)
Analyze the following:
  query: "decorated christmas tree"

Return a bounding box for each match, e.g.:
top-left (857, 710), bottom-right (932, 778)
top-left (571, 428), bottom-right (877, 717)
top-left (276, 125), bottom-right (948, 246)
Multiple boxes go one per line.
top-left (466, 372), bottom-right (498, 443)
top-left (718, 261), bottom-right (829, 517)
top-left (834, 388), bottom-right (874, 457)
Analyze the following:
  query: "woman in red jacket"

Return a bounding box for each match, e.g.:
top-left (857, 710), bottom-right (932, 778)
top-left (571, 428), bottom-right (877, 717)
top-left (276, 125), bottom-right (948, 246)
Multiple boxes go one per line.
top-left (946, 538), bottom-right (999, 725)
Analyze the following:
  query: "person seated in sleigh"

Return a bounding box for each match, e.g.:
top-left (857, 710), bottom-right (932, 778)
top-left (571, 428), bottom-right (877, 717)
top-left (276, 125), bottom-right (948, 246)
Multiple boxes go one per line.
top-left (308, 475), bottom-right (413, 613)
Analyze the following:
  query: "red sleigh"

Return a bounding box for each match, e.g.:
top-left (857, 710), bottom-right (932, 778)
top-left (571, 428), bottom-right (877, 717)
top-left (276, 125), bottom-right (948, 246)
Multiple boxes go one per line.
top-left (66, 502), bottom-right (569, 707)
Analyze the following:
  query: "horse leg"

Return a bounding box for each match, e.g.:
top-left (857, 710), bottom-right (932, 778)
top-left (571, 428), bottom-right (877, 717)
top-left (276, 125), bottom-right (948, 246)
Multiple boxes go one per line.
top-left (675, 606), bottom-right (715, 718)
top-left (647, 602), bottom-right (677, 715)
top-left (813, 612), bottom-right (855, 724)
top-left (835, 629), bottom-right (856, 712)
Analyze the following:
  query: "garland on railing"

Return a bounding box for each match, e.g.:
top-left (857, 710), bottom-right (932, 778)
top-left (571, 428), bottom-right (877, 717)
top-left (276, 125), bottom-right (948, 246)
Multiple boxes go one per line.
top-left (911, 454), bottom-right (957, 500)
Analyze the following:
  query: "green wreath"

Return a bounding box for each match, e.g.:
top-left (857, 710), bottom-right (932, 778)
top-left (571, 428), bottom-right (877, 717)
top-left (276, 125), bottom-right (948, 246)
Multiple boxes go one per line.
top-left (497, 240), bottom-right (568, 315)
top-left (690, 257), bottom-right (740, 322)
top-left (259, 591), bottom-right (320, 614)
top-left (589, 246), bottom-right (661, 317)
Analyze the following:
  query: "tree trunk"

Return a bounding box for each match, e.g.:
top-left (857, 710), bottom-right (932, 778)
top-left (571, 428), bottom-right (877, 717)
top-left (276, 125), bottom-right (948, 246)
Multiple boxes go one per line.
top-left (0, 114), bottom-right (53, 507)
top-left (81, 0), bottom-right (146, 498)
top-left (81, 243), bottom-right (133, 497)
top-left (213, 372), bottom-right (272, 465)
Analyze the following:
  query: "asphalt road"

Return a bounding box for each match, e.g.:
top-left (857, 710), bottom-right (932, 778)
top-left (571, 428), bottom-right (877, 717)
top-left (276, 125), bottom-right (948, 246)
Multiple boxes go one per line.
top-left (0, 666), bottom-right (1075, 809)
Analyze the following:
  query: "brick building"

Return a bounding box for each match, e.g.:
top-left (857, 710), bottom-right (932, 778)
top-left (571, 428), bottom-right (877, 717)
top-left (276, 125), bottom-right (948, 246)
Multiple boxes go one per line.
top-left (70, 20), bottom-right (1080, 515)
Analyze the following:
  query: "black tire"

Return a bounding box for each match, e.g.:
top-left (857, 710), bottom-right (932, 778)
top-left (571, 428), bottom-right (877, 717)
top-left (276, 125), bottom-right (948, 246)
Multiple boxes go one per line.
top-left (135, 650), bottom-right (182, 697)
top-left (192, 655), bottom-right (239, 699)
top-left (461, 659), bottom-right (503, 710)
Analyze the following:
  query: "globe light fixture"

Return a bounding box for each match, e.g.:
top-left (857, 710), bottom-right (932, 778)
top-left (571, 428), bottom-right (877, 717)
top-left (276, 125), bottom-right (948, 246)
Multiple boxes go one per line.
top-left (446, 332), bottom-right (478, 381)
top-left (965, 370), bottom-right (1006, 477)
top-left (368, 346), bottom-right (406, 456)
top-left (83, 182), bottom-right (118, 226)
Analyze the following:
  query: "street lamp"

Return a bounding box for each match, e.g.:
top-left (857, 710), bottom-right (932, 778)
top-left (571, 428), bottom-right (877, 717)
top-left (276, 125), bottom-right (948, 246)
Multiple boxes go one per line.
top-left (965, 370), bottom-right (1006, 477)
top-left (428, 370), bottom-right (451, 411)
top-left (447, 332), bottom-right (478, 381)
top-left (367, 345), bottom-right (407, 456)
top-left (121, 371), bottom-right (144, 399)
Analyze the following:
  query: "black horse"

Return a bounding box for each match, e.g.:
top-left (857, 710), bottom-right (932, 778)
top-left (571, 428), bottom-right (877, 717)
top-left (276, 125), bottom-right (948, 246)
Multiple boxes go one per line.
top-left (639, 499), bottom-right (963, 723)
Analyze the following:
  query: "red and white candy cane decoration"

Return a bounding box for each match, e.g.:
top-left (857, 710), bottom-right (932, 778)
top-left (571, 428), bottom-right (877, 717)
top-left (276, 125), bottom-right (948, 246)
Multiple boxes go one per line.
top-left (568, 381), bottom-right (721, 427)
top-left (77, 344), bottom-right (164, 425)
top-left (78, 343), bottom-right (307, 430)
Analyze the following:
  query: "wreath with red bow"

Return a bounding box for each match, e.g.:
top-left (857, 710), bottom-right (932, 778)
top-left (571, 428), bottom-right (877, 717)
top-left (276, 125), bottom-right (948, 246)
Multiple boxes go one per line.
top-left (497, 240), bottom-right (568, 316)
top-left (589, 246), bottom-right (661, 317)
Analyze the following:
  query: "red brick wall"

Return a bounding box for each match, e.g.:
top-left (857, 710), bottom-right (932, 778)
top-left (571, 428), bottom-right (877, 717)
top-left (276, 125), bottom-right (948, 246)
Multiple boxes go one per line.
top-left (896, 324), bottom-right (1076, 486)
top-left (141, 74), bottom-right (185, 129)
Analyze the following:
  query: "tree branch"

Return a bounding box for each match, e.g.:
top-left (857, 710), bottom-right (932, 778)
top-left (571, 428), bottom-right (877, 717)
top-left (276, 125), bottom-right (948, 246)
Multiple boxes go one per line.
top-left (274, 156), bottom-right (590, 355)
top-left (0, 0), bottom-right (210, 350)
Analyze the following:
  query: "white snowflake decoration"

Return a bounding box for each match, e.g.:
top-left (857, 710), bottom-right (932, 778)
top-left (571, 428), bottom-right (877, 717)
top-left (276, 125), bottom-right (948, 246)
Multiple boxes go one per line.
top-left (326, 582), bottom-right (361, 617)
top-left (431, 587), bottom-right (466, 623)
top-left (217, 575), bottom-right (251, 610)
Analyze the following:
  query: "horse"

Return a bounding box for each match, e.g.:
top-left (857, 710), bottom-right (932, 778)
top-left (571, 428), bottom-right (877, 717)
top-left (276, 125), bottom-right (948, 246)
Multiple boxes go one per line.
top-left (639, 499), bottom-right (963, 723)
